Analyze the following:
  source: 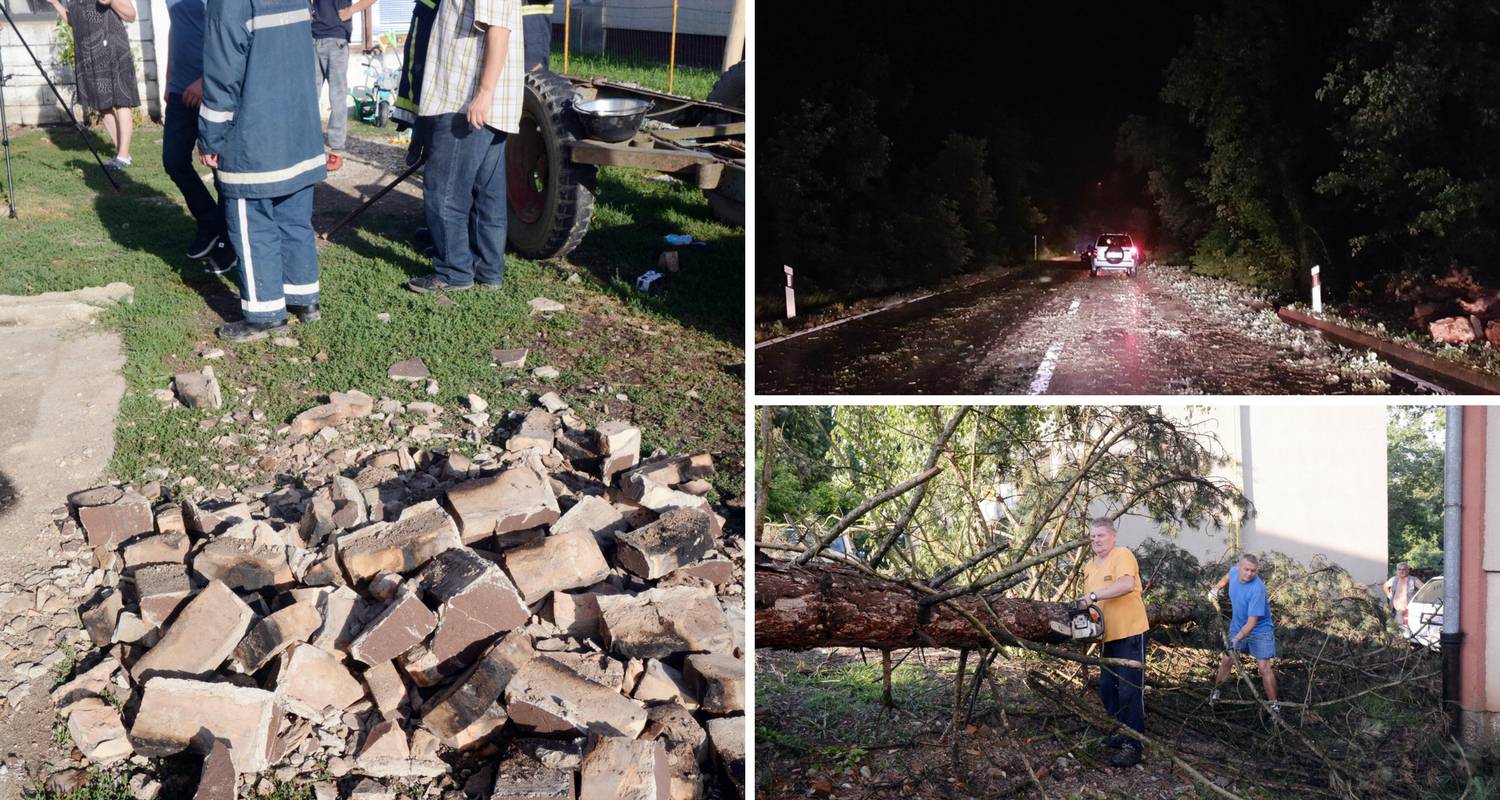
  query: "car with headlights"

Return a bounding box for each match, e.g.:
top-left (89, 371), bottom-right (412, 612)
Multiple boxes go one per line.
top-left (1090, 233), bottom-right (1140, 277)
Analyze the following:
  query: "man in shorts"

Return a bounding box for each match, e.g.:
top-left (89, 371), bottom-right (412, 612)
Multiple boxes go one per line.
top-left (1208, 553), bottom-right (1281, 714)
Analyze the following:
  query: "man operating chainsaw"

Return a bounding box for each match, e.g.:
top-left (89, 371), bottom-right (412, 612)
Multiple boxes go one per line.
top-left (1075, 517), bottom-right (1150, 767)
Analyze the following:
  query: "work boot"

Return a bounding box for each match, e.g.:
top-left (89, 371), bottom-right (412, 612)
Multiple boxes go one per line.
top-left (406, 274), bottom-right (472, 294)
top-left (1105, 734), bottom-right (1130, 750)
top-left (206, 240), bottom-right (238, 275)
top-left (217, 318), bottom-right (289, 342)
top-left (288, 303), bottom-right (321, 322)
top-left (1109, 745), bottom-right (1142, 768)
top-left (1209, 689), bottom-right (1221, 705)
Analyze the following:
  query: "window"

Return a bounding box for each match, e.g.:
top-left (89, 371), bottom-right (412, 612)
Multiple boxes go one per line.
top-left (3, 0), bottom-right (59, 21)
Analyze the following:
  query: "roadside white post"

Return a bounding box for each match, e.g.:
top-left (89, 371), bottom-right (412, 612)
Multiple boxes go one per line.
top-left (1311, 264), bottom-right (1322, 314)
top-left (784, 265), bottom-right (797, 319)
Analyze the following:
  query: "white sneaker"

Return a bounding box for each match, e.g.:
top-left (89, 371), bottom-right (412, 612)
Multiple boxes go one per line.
top-left (105, 156), bottom-right (132, 170)
top-left (1209, 689), bottom-right (1220, 704)
top-left (1269, 702), bottom-right (1281, 715)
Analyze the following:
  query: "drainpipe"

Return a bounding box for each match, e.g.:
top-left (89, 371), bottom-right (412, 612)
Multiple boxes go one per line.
top-left (1442, 406), bottom-right (1464, 738)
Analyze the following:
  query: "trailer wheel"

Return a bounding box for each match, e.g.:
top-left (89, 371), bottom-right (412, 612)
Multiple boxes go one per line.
top-left (507, 71), bottom-right (596, 259)
top-left (705, 60), bottom-right (745, 114)
top-left (702, 61), bottom-right (745, 226)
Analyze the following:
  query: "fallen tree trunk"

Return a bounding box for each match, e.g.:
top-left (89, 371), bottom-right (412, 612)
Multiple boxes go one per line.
top-left (756, 559), bottom-right (1197, 650)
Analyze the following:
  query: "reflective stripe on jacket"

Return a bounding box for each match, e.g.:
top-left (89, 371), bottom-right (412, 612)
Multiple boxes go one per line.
top-left (199, 0), bottom-right (328, 198)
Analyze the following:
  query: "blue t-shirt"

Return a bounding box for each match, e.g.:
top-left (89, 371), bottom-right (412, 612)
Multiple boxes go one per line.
top-left (310, 0), bottom-right (354, 41)
top-left (165, 0), bottom-right (206, 95)
top-left (1227, 566), bottom-right (1274, 636)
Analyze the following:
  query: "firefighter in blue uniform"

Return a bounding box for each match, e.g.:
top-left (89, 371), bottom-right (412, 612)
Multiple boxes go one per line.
top-left (522, 0), bottom-right (551, 72)
top-left (199, 0), bottom-right (328, 341)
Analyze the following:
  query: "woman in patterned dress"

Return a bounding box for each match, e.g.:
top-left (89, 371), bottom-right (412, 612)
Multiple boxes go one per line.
top-left (45, 0), bottom-right (141, 168)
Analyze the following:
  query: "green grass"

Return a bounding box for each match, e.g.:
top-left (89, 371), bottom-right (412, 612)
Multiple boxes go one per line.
top-left (549, 48), bottom-right (722, 100)
top-left (24, 771), bottom-right (133, 800)
top-left (0, 104), bottom-right (743, 498)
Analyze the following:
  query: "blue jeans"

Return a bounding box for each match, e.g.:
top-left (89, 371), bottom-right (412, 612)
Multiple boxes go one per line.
top-left (225, 185), bottom-right (319, 323)
top-left (1232, 628), bottom-right (1277, 659)
top-left (422, 113), bottom-right (508, 286)
top-left (162, 93), bottom-right (226, 239)
top-left (1101, 633), bottom-right (1146, 740)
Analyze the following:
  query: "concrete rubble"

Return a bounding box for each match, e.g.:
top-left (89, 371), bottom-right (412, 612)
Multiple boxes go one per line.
top-left (33, 391), bottom-right (744, 800)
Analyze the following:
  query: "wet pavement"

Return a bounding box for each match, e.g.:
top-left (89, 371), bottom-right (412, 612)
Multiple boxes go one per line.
top-left (755, 260), bottom-right (1398, 395)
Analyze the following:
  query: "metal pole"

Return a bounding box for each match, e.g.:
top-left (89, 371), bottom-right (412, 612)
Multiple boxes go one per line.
top-left (562, 0), bottom-right (571, 73)
top-left (667, 0), bottom-right (678, 94)
top-left (0, 43), bottom-right (16, 219)
top-left (1441, 405), bottom-right (1463, 738)
top-left (721, 0), bottom-right (745, 72)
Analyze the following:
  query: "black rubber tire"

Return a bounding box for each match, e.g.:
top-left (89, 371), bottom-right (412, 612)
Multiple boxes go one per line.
top-left (701, 61), bottom-right (745, 226)
top-left (706, 60), bottom-right (745, 112)
top-left (375, 101), bottom-right (390, 128)
top-left (507, 71), bottom-right (597, 260)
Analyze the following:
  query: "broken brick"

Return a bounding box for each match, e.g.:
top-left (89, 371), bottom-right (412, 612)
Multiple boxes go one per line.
top-left (594, 422), bottom-right (640, 484)
top-left (337, 500), bottom-right (462, 584)
top-left (579, 735), bottom-right (668, 800)
top-left (419, 548), bottom-right (528, 677)
top-left (81, 587), bottom-right (125, 647)
top-left (77, 490), bottom-right (154, 550)
top-left (551, 495), bottom-right (628, 547)
top-left (596, 586), bottom-right (733, 660)
top-left (491, 746), bottom-right (575, 800)
top-left (132, 563), bottom-right (195, 629)
top-left (445, 465), bottom-right (560, 544)
top-left (684, 653), bottom-right (745, 713)
top-left (614, 509), bottom-right (717, 580)
top-left (348, 588), bottom-right (438, 666)
top-left (507, 409), bottom-right (556, 452)
top-left (362, 659), bottom-right (408, 718)
top-left (232, 600), bottom-right (323, 674)
top-left (131, 580), bottom-right (254, 681)
top-left (502, 529), bottom-right (610, 605)
top-left (67, 697), bottom-right (133, 764)
top-left (194, 740), bottom-right (235, 800)
top-left (419, 636), bottom-right (520, 750)
top-left (276, 642), bottom-right (366, 717)
top-left (504, 656), bottom-right (648, 739)
top-left (192, 535), bottom-right (294, 591)
top-left (130, 677), bottom-right (277, 773)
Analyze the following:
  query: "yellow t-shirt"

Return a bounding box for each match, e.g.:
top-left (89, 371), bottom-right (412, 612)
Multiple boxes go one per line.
top-left (1082, 546), bottom-right (1150, 642)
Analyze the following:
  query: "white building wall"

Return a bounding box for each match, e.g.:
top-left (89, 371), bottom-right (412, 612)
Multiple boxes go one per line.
top-left (4, 0), bottom-right (377, 127)
top-left (1113, 405), bottom-right (1389, 587)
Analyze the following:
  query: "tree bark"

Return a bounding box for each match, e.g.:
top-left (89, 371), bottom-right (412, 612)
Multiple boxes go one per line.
top-left (756, 560), bottom-right (1197, 650)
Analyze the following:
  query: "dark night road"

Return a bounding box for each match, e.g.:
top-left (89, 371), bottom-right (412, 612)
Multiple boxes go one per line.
top-left (755, 261), bottom-right (1395, 396)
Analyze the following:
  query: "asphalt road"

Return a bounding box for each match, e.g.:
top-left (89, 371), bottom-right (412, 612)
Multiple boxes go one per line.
top-left (756, 260), bottom-right (1385, 395)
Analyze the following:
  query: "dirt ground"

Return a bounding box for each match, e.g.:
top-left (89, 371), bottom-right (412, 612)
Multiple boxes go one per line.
top-left (755, 648), bottom-right (1300, 800)
top-left (0, 309), bottom-right (126, 799)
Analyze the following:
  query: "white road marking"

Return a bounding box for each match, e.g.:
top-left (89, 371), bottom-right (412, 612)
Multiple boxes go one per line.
top-left (1027, 298), bottom-right (1082, 395)
top-left (755, 292), bottom-right (937, 349)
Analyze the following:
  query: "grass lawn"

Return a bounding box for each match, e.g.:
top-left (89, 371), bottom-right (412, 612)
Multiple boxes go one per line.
top-left (0, 69), bottom-right (744, 500)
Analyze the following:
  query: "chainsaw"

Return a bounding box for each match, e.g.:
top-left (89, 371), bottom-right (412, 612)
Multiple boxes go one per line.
top-left (1050, 603), bottom-right (1105, 642)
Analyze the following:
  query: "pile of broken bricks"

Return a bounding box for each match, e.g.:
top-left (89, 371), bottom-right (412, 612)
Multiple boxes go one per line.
top-left (50, 399), bottom-right (746, 800)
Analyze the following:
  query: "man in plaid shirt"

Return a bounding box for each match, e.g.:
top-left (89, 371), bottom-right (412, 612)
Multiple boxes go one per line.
top-left (406, 0), bottom-right (523, 293)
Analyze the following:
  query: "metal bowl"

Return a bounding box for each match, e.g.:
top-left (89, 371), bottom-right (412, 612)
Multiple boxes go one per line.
top-left (572, 97), bottom-right (653, 143)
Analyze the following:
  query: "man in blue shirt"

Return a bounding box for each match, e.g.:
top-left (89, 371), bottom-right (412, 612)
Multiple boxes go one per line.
top-left (309, 0), bottom-right (374, 171)
top-left (163, 0), bottom-right (238, 274)
top-left (1207, 553), bottom-right (1281, 713)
